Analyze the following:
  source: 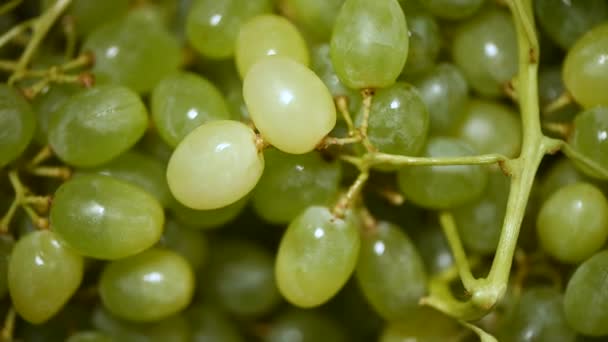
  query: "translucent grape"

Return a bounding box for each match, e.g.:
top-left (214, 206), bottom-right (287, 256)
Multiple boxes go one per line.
top-left (276, 206), bottom-right (360, 307)
top-left (252, 149), bottom-right (341, 224)
top-left (451, 8), bottom-right (518, 98)
top-left (563, 23), bottom-right (608, 108)
top-left (535, 0), bottom-right (608, 50)
top-left (356, 82), bottom-right (429, 158)
top-left (100, 248), bottom-right (195, 322)
top-left (413, 63), bottom-right (469, 135)
top-left (356, 222), bottom-right (427, 320)
top-left (82, 10), bottom-right (181, 93)
top-left (202, 240), bottom-right (281, 317)
top-left (564, 250), bottom-right (608, 336)
top-left (0, 85), bottom-right (35, 168)
top-left (243, 56), bottom-right (336, 154)
top-left (279, 0), bottom-right (345, 42)
top-left (454, 99), bottom-right (522, 157)
top-left (187, 305), bottom-right (244, 342)
top-left (151, 71), bottom-right (231, 147)
top-left (170, 196), bottom-right (248, 230)
top-left (537, 183), bottom-right (608, 263)
top-left (420, 0), bottom-right (483, 20)
top-left (569, 106), bottom-right (608, 179)
top-left (186, 0), bottom-right (272, 59)
top-left (266, 309), bottom-right (346, 342)
top-left (160, 219), bottom-right (207, 271)
top-left (397, 137), bottom-right (488, 209)
top-left (8, 231), bottom-right (84, 324)
top-left (166, 120), bottom-right (264, 210)
top-left (330, 0), bottom-right (408, 89)
top-left (236, 14), bottom-right (309, 78)
top-left (48, 85), bottom-right (148, 167)
top-left (79, 150), bottom-right (172, 208)
top-left (401, 11), bottom-right (441, 77)
top-left (50, 174), bottom-right (165, 260)
top-left (453, 168), bottom-right (509, 255)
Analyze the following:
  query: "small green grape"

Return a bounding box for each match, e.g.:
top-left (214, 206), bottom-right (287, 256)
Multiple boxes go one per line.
top-left (569, 106), bottom-right (608, 179)
top-left (31, 84), bottom-right (78, 145)
top-left (69, 0), bottom-right (130, 37)
top-left (401, 11), bottom-right (441, 77)
top-left (0, 85), bottom-right (36, 168)
top-left (160, 219), bottom-right (207, 271)
top-left (186, 305), bottom-right (244, 342)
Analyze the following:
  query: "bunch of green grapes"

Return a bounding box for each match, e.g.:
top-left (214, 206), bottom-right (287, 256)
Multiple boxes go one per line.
top-left (0, 0), bottom-right (607, 341)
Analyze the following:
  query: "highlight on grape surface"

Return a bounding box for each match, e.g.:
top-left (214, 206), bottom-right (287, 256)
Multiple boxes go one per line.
top-left (0, 0), bottom-right (607, 341)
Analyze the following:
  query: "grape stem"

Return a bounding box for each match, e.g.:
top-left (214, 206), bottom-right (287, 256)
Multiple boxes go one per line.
top-left (0, 0), bottom-right (22, 15)
top-left (0, 307), bottom-right (15, 341)
top-left (336, 96), bottom-right (356, 136)
top-left (542, 91), bottom-right (573, 115)
top-left (358, 89), bottom-right (376, 152)
top-left (332, 171), bottom-right (369, 219)
top-left (0, 171), bottom-right (51, 233)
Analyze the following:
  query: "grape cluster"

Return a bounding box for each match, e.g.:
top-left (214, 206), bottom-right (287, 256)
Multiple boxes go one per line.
top-left (0, 0), bottom-right (608, 341)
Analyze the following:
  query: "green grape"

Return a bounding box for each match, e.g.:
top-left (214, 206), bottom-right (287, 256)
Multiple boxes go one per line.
top-left (166, 120), bottom-right (264, 210)
top-left (265, 309), bottom-right (346, 342)
top-left (243, 56), bottom-right (336, 154)
top-left (0, 236), bottom-right (13, 299)
top-left (537, 183), bottom-right (608, 263)
top-left (412, 63), bottom-right (469, 135)
top-left (535, 0), bottom-right (608, 50)
top-left (201, 240), bottom-right (281, 317)
top-left (411, 224), bottom-right (454, 275)
top-left (569, 106), bottom-right (608, 179)
top-left (310, 43), bottom-right (360, 113)
top-left (401, 11), bottom-right (441, 77)
top-left (66, 331), bottom-right (113, 342)
top-left (538, 66), bottom-right (580, 125)
top-left (236, 14), bottom-right (309, 78)
top-left (538, 157), bottom-right (593, 203)
top-left (454, 99), bottom-right (522, 157)
top-left (48, 85), bottom-right (148, 167)
top-left (379, 307), bottom-right (462, 342)
top-left (0, 84), bottom-right (36, 168)
top-left (420, 0), bottom-right (483, 20)
top-left (330, 0), bottom-right (408, 89)
top-left (451, 8), bottom-right (518, 98)
top-left (8, 230), bottom-right (84, 324)
top-left (151, 71), bottom-right (231, 147)
top-left (186, 0), bottom-right (272, 59)
top-left (563, 23), bottom-right (608, 109)
top-left (50, 174), bottom-right (165, 260)
top-left (199, 60), bottom-right (250, 121)
top-left (252, 149), bottom-right (341, 224)
top-left (92, 307), bottom-right (191, 342)
top-left (355, 222), bottom-right (427, 320)
top-left (79, 150), bottom-right (172, 208)
top-left (31, 84), bottom-right (78, 145)
top-left (100, 248), bottom-right (195, 322)
top-left (137, 130), bottom-right (174, 164)
top-left (160, 219), bottom-right (207, 271)
top-left (170, 196), bottom-right (248, 230)
top-left (69, 0), bottom-right (130, 37)
top-left (564, 250), bottom-right (608, 336)
top-left (276, 206), bottom-right (360, 307)
top-left (279, 0), bottom-right (344, 42)
top-left (453, 168), bottom-right (509, 254)
top-left (497, 287), bottom-right (576, 342)
top-left (187, 305), bottom-right (244, 342)
top-left (355, 82), bottom-right (428, 159)
top-left (82, 10), bottom-right (181, 93)
top-left (397, 137), bottom-right (488, 209)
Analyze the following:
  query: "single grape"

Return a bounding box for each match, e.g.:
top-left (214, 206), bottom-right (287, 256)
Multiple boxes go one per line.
top-left (31, 84), bottom-right (78, 145)
top-left (276, 206), bottom-right (360, 307)
top-left (166, 120), bottom-right (264, 210)
top-left (69, 0), bottom-right (130, 37)
top-left (170, 196), bottom-right (248, 230)
top-left (48, 85), bottom-right (148, 167)
top-left (0, 84), bottom-right (36, 168)
top-left (537, 183), bottom-right (608, 263)
top-left (412, 63), bottom-right (469, 135)
top-left (538, 157), bottom-right (595, 203)
top-left (535, 0), bottom-right (608, 50)
top-left (8, 230), bottom-right (84, 324)
top-left (453, 99), bottom-right (522, 157)
top-left (186, 0), bottom-right (272, 59)
top-left (397, 137), bottom-right (488, 209)
top-left (100, 248), bottom-right (195, 322)
top-left (401, 11), bottom-right (441, 77)
top-left (330, 0), bottom-right (408, 89)
top-left (201, 240), bottom-right (281, 317)
top-left (379, 307), bottom-right (462, 342)
top-left (66, 331), bottom-right (113, 342)
top-left (50, 174), bottom-right (165, 260)
top-left (451, 7), bottom-right (518, 98)
top-left (236, 14), bottom-right (309, 78)
top-left (151, 71), bottom-right (231, 147)
top-left (538, 66), bottom-right (580, 126)
top-left (563, 23), bottom-right (608, 109)
top-left (411, 224), bottom-right (454, 275)
top-left (252, 149), bottom-right (341, 224)
top-left (356, 222), bottom-right (427, 320)
top-left (186, 305), bottom-right (244, 342)
top-left (199, 60), bottom-right (250, 121)
top-left (265, 309), bottom-right (346, 342)
top-left (78, 150), bottom-right (172, 208)
top-left (160, 219), bottom-right (207, 271)
top-left (420, 0), bottom-right (483, 20)
top-left (569, 106), bottom-right (608, 179)
top-left (243, 56), bottom-right (336, 154)
top-left (279, 0), bottom-right (345, 42)
top-left (82, 10), bottom-right (181, 93)
top-left (564, 250), bottom-right (608, 336)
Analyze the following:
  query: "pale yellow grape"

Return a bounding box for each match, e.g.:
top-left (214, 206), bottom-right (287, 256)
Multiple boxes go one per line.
top-left (243, 56), bottom-right (336, 154)
top-left (236, 14), bottom-right (309, 78)
top-left (167, 120), bottom-right (264, 210)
